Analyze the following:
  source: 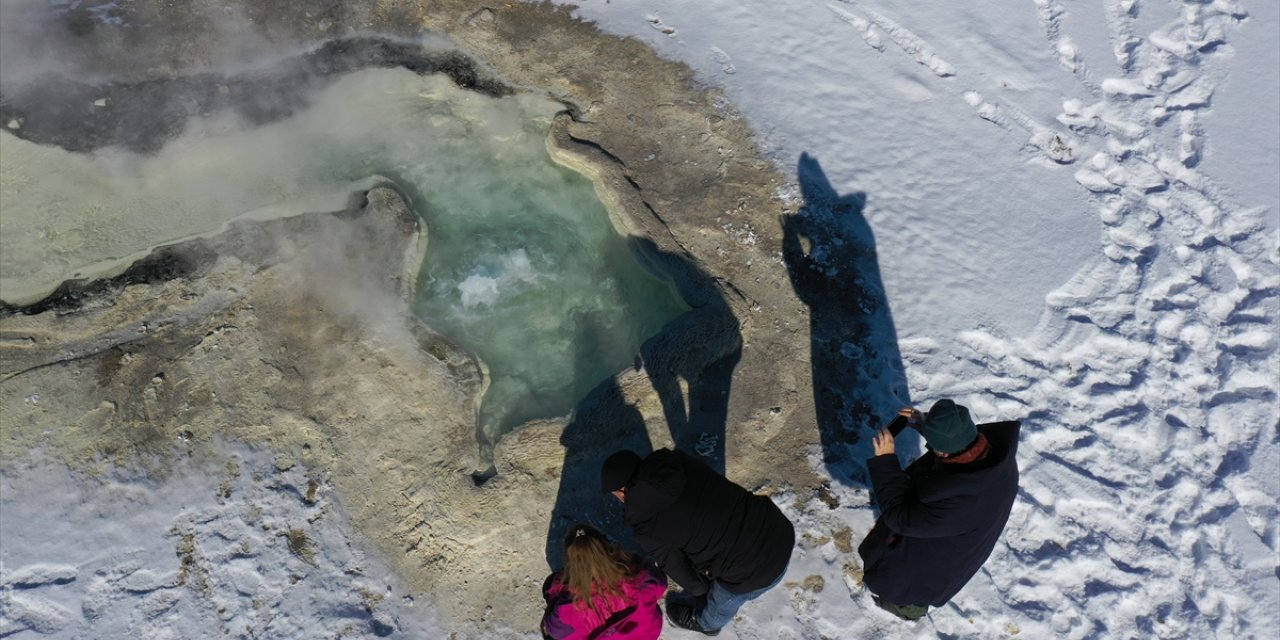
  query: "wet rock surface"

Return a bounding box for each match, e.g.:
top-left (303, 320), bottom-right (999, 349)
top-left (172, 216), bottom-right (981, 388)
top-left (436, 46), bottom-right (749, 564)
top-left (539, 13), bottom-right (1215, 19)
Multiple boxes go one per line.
top-left (0, 0), bottom-right (828, 631)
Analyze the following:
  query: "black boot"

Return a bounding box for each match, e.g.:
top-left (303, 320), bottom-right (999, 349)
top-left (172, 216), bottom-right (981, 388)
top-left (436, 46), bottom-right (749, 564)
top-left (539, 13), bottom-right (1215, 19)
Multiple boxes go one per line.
top-left (666, 602), bottom-right (721, 636)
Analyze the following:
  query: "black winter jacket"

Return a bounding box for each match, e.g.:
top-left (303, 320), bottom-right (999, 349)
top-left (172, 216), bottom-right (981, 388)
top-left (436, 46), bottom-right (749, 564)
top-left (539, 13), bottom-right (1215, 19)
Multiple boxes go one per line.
top-left (858, 421), bottom-right (1020, 607)
top-left (624, 449), bottom-right (795, 597)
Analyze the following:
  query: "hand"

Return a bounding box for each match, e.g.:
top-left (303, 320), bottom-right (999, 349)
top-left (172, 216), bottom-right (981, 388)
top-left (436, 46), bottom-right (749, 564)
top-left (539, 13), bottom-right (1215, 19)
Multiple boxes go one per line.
top-left (898, 407), bottom-right (922, 428)
top-left (873, 428), bottom-right (896, 456)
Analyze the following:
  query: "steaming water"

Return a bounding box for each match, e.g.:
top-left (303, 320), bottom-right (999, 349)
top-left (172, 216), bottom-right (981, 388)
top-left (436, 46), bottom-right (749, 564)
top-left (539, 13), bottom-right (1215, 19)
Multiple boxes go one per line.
top-left (0, 68), bottom-right (687, 450)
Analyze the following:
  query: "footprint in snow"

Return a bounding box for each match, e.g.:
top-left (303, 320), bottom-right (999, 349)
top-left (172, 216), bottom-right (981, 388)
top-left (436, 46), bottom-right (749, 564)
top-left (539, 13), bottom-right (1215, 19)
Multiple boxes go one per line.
top-left (0, 593), bottom-right (75, 635)
top-left (1, 564), bottom-right (78, 589)
top-left (645, 15), bottom-right (676, 37)
top-left (710, 47), bottom-right (736, 75)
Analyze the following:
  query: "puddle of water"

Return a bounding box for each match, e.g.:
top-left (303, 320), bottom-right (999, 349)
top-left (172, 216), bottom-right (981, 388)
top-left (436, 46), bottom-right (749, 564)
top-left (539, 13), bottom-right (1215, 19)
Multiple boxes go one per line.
top-left (0, 68), bottom-right (687, 453)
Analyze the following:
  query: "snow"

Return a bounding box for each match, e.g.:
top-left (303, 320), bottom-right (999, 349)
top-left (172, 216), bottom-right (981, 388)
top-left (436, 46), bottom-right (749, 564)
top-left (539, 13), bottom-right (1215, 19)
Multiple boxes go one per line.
top-left (0, 446), bottom-right (447, 639)
top-left (1, 0), bottom-right (1276, 638)
top-left (541, 0), bottom-right (1279, 638)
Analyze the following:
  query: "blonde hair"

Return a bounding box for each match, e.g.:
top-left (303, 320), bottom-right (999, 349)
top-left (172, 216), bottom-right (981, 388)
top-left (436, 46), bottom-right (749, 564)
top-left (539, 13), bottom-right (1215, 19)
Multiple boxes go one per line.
top-left (561, 524), bottom-right (637, 622)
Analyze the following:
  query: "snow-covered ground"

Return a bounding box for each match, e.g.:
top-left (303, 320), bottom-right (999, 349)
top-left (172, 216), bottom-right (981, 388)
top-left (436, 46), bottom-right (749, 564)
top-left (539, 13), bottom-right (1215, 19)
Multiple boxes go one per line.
top-left (0, 445), bottom-right (447, 639)
top-left (1, 0), bottom-right (1276, 638)
top-left (546, 0), bottom-right (1279, 638)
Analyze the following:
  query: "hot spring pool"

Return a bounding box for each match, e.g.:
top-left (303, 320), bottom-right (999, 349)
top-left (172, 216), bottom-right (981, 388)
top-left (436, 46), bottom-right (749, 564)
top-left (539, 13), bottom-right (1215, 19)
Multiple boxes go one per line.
top-left (0, 67), bottom-right (688, 456)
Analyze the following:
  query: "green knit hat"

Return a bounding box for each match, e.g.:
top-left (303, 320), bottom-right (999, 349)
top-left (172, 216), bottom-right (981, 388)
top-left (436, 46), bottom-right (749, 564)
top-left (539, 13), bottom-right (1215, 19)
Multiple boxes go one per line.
top-left (923, 399), bottom-right (977, 454)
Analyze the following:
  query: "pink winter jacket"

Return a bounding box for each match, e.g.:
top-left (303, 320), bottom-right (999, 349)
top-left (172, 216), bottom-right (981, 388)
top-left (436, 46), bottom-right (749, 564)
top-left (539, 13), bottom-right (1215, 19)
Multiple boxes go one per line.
top-left (540, 564), bottom-right (667, 640)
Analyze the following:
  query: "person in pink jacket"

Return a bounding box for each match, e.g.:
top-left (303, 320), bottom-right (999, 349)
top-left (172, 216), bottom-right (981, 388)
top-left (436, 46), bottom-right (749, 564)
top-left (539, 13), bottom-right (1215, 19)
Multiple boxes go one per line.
top-left (541, 524), bottom-right (668, 640)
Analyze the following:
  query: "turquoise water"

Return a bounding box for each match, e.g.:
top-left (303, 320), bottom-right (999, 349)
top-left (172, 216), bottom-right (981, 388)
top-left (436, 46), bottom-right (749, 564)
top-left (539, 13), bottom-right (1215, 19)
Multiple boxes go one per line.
top-left (0, 68), bottom-right (687, 454)
top-left (413, 166), bottom-right (686, 453)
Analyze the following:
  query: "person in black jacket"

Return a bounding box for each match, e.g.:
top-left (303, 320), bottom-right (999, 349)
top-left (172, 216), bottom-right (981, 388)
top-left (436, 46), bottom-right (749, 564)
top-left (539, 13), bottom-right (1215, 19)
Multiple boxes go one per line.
top-left (858, 399), bottom-right (1020, 620)
top-left (601, 448), bottom-right (795, 636)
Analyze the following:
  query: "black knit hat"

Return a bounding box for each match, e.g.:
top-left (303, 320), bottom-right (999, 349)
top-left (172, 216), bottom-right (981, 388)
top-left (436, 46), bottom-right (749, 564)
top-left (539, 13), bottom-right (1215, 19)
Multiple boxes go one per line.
top-left (600, 450), bottom-right (641, 492)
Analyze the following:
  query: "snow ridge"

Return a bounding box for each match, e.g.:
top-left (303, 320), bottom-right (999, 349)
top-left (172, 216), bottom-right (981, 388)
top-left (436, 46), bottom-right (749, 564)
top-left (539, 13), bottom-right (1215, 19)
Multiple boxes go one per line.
top-left (828, 0), bottom-right (957, 77)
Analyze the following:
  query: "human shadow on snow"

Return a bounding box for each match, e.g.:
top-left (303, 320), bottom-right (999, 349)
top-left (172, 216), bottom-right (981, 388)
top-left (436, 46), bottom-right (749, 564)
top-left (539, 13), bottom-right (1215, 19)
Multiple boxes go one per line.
top-left (782, 153), bottom-right (912, 488)
top-left (545, 236), bottom-right (741, 569)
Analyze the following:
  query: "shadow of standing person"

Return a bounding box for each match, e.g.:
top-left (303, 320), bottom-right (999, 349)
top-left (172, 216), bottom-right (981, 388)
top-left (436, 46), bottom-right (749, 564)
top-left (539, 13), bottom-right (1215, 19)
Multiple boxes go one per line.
top-left (633, 237), bottom-right (741, 475)
top-left (782, 153), bottom-right (912, 488)
top-left (544, 237), bottom-right (742, 568)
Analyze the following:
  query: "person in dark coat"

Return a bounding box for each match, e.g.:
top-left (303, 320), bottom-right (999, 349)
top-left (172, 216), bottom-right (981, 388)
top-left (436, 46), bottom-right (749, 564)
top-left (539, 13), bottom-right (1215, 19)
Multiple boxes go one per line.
top-left (858, 399), bottom-right (1020, 620)
top-left (601, 448), bottom-right (794, 636)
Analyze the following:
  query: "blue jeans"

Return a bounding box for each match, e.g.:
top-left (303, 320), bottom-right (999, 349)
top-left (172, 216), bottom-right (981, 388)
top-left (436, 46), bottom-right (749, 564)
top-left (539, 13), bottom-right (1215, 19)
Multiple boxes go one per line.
top-left (697, 567), bottom-right (787, 630)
